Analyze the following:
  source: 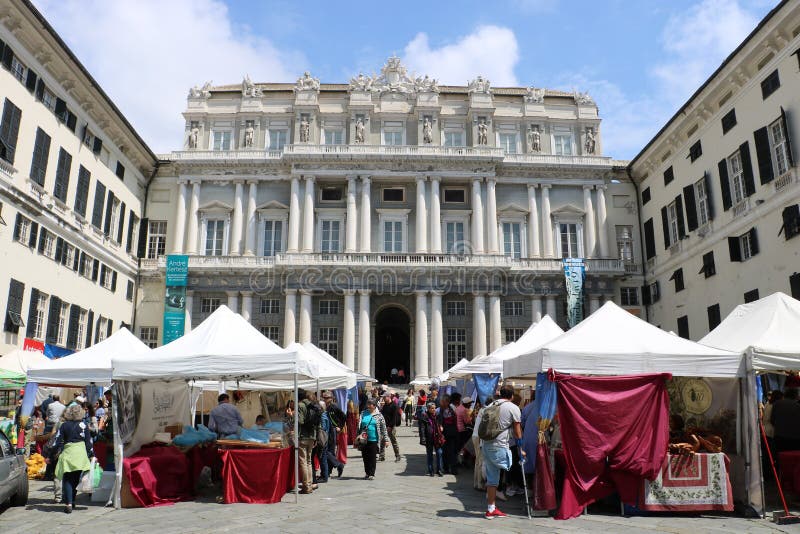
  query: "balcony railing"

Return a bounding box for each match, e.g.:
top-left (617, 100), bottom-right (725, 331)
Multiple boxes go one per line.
top-left (502, 153), bottom-right (625, 167)
top-left (731, 198), bottom-right (751, 219)
top-left (284, 144), bottom-right (504, 159)
top-left (275, 252), bottom-right (510, 267)
top-left (774, 171), bottom-right (796, 193)
top-left (163, 149), bottom-right (282, 161)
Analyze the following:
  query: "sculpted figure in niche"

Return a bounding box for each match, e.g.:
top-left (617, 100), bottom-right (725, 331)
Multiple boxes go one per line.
top-left (355, 118), bottom-right (365, 144)
top-left (188, 123), bottom-right (199, 149)
top-left (299, 117), bottom-right (310, 143)
top-left (584, 128), bottom-right (596, 154)
top-left (244, 121), bottom-right (254, 148)
top-left (477, 119), bottom-right (488, 146)
top-left (422, 118), bottom-right (433, 144)
top-left (527, 125), bottom-right (541, 153)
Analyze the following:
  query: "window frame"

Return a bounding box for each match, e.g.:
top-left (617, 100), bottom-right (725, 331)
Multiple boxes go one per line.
top-left (200, 297), bottom-right (221, 314)
top-left (503, 300), bottom-right (524, 317)
top-left (211, 129), bottom-right (232, 151)
top-left (694, 178), bottom-right (710, 227)
top-left (318, 216), bottom-right (343, 253)
top-left (616, 225), bottom-right (634, 262)
top-left (504, 328), bottom-right (524, 344)
top-left (768, 117), bottom-right (790, 177)
top-left (259, 217), bottom-right (286, 257)
top-left (446, 301), bottom-right (466, 316)
top-left (501, 220), bottom-right (524, 259)
top-left (620, 287), bottom-right (639, 306)
top-left (75, 309), bottom-right (87, 350)
top-left (33, 291), bottom-right (49, 340)
top-left (260, 298), bottom-right (280, 315)
top-left (727, 150), bottom-right (746, 206)
top-left (146, 220), bottom-right (167, 259)
top-left (446, 328), bottom-right (467, 368)
top-left (319, 300), bottom-right (340, 315)
top-left (381, 187), bottom-right (406, 203)
top-left (381, 121), bottom-right (405, 146)
top-left (267, 128), bottom-right (288, 150)
top-left (139, 326), bottom-right (159, 349)
top-left (259, 326), bottom-right (281, 343)
top-left (552, 127), bottom-right (574, 156)
top-left (557, 221), bottom-right (583, 259)
top-left (318, 327), bottom-right (339, 359)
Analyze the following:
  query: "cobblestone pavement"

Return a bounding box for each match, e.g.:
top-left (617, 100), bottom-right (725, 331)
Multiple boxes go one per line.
top-left (1, 425), bottom-right (799, 533)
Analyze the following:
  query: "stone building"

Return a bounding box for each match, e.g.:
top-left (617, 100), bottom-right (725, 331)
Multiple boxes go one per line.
top-left (138, 57), bottom-right (640, 383)
top-left (0, 0), bottom-right (156, 356)
top-left (628, 0), bottom-right (800, 340)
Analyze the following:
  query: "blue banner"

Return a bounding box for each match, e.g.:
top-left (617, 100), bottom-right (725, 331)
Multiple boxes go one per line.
top-left (473, 373), bottom-right (501, 405)
top-left (522, 372), bottom-right (558, 472)
top-left (563, 258), bottom-right (585, 328)
top-left (163, 255), bottom-right (189, 344)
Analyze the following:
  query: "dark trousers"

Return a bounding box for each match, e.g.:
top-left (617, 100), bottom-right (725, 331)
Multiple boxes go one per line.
top-left (361, 441), bottom-right (378, 477)
top-left (458, 430), bottom-right (472, 452)
top-left (321, 429), bottom-right (343, 479)
top-left (62, 470), bottom-right (82, 506)
top-left (425, 443), bottom-right (443, 474)
top-left (443, 426), bottom-right (459, 474)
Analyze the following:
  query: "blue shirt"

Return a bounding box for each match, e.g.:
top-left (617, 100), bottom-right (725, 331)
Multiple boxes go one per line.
top-left (208, 402), bottom-right (243, 437)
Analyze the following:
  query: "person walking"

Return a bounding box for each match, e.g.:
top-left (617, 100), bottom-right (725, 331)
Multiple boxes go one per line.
top-left (403, 389), bottom-right (415, 426)
top-left (297, 390), bottom-right (321, 494)
top-left (419, 402), bottom-right (444, 476)
top-left (480, 385), bottom-right (524, 519)
top-left (322, 393), bottom-right (345, 478)
top-left (380, 393), bottom-right (402, 462)
top-left (54, 403), bottom-right (93, 513)
top-left (437, 394), bottom-right (459, 475)
top-left (358, 399), bottom-right (388, 480)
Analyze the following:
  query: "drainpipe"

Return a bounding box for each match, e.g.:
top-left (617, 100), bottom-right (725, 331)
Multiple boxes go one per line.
top-left (131, 161), bottom-right (162, 331)
top-left (628, 169), bottom-right (650, 323)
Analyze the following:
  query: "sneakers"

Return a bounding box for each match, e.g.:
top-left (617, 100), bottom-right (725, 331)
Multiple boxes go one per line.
top-left (337, 465), bottom-right (344, 478)
top-left (367, 475), bottom-right (375, 480)
top-left (395, 456), bottom-right (402, 463)
top-left (485, 508), bottom-right (507, 519)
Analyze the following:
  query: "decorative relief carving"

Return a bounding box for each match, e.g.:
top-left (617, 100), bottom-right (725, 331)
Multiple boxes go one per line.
top-left (349, 72), bottom-right (373, 92)
top-left (188, 121), bottom-right (200, 149)
top-left (584, 127), bottom-right (596, 154)
top-left (573, 90), bottom-right (594, 105)
top-left (244, 120), bottom-right (255, 148)
top-left (527, 125), bottom-right (541, 153)
top-left (189, 81), bottom-right (213, 99)
top-left (422, 118), bottom-right (433, 144)
top-left (299, 116), bottom-right (310, 143)
top-left (242, 75), bottom-right (262, 98)
top-left (525, 86), bottom-right (545, 104)
top-left (295, 71), bottom-right (320, 92)
top-left (477, 119), bottom-right (489, 145)
top-left (467, 76), bottom-right (492, 95)
top-left (354, 118), bottom-right (366, 144)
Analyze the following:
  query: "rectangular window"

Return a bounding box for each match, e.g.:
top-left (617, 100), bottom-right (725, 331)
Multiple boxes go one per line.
top-left (729, 228), bottom-right (759, 262)
top-left (445, 221), bottom-right (465, 254)
top-left (91, 181), bottom-right (106, 229)
top-left (115, 161), bottom-right (125, 180)
top-left (320, 220), bottom-right (341, 253)
top-left (146, 220), bottom-right (167, 259)
top-left (782, 205), bottom-right (800, 241)
top-left (3, 279), bottom-right (25, 334)
top-left (382, 188), bottom-right (405, 202)
top-left (268, 130), bottom-right (288, 150)
top-left (790, 272), bottom-right (800, 300)
top-left (663, 166), bottom-right (674, 186)
top-left (620, 287), bottom-right (639, 306)
top-left (641, 187), bottom-right (651, 205)
top-left (260, 299), bottom-right (280, 314)
top-left (53, 148), bottom-right (72, 203)
top-left (320, 186), bottom-right (343, 202)
top-left (503, 222), bottom-right (522, 259)
top-left (10, 55), bottom-right (26, 82)
top-left (667, 200), bottom-right (679, 246)
top-left (383, 220), bottom-right (403, 253)
top-left (443, 188), bottom-right (465, 203)
top-left (446, 328), bottom-right (467, 368)
top-left (33, 292), bottom-right (48, 340)
top-left (383, 129), bottom-right (403, 146)
top-left (75, 310), bottom-right (87, 350)
top-left (323, 129), bottom-right (344, 145)
top-left (126, 280), bottom-right (134, 301)
top-left (29, 127), bottom-right (51, 187)
top-left (744, 289), bottom-right (759, 303)
top-left (695, 178), bottom-right (710, 226)
top-left (721, 109), bottom-right (737, 134)
top-left (677, 316), bottom-right (690, 339)
top-left (504, 328), bottom-right (524, 343)
top-left (262, 220), bottom-right (283, 257)
top-left (319, 300), bottom-right (340, 315)
top-left (616, 225), bottom-right (633, 262)
top-left (443, 131), bottom-right (464, 147)
top-left (139, 327), bottom-right (158, 349)
top-left (498, 133), bottom-right (517, 154)
top-left (95, 317), bottom-right (107, 342)
top-left (80, 254), bottom-right (94, 279)
top-left (42, 88), bottom-right (56, 112)
top-left (553, 133), bottom-right (573, 155)
top-left (503, 301), bottom-right (523, 316)
top-left (707, 304), bottom-right (721, 331)
top-left (769, 118), bottom-right (790, 177)
top-left (318, 327), bottom-right (339, 358)
top-left (761, 69), bottom-right (780, 99)
top-left (212, 130), bottom-right (232, 150)
top-left (0, 98), bottom-right (22, 164)
top-left (205, 219), bottom-right (225, 256)
top-left (56, 301), bottom-right (69, 346)
top-left (560, 223), bottom-right (580, 258)
top-left (727, 150), bottom-right (746, 205)
top-left (689, 140), bottom-right (702, 162)
top-left (670, 268), bottom-right (685, 292)
top-left (62, 243), bottom-right (75, 270)
top-left (200, 298), bottom-right (221, 313)
top-left (700, 251), bottom-right (716, 278)
top-left (74, 166), bottom-right (91, 217)
top-left (41, 230), bottom-right (55, 259)
top-left (446, 301), bottom-right (466, 316)
top-left (101, 266), bottom-right (115, 291)
top-left (259, 326), bottom-right (280, 343)
top-left (109, 197), bottom-right (121, 243)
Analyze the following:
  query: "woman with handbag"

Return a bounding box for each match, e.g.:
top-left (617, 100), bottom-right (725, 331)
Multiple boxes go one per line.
top-left (418, 402), bottom-right (444, 477)
top-left (437, 394), bottom-right (460, 475)
top-left (54, 403), bottom-right (93, 513)
top-left (357, 399), bottom-right (387, 480)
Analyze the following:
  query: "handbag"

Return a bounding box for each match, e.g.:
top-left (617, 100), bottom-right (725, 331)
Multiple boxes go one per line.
top-left (78, 458), bottom-right (98, 493)
top-left (434, 432), bottom-right (446, 448)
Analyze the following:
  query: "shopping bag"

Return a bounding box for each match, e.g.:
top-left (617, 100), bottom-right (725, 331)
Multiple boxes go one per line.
top-left (92, 460), bottom-right (103, 488)
top-left (78, 458), bottom-right (97, 493)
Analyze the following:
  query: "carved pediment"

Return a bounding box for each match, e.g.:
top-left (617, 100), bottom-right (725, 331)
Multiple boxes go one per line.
top-left (497, 202), bottom-right (528, 214)
top-left (551, 203), bottom-right (585, 217)
top-left (256, 200), bottom-right (289, 211)
top-left (198, 200), bottom-right (233, 212)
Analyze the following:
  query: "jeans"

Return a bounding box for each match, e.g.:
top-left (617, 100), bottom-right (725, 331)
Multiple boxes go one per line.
top-left (361, 441), bottom-right (378, 477)
top-left (425, 443), bottom-right (443, 474)
top-left (381, 426), bottom-right (400, 459)
top-left (298, 438), bottom-right (316, 489)
top-left (62, 471), bottom-right (82, 506)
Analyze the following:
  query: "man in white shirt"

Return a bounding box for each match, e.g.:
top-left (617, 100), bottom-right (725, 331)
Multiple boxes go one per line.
top-left (481, 385), bottom-right (524, 520)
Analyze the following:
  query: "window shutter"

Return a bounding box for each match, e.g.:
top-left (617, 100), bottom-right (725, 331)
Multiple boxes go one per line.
top-left (718, 159), bottom-right (732, 211)
top-left (651, 281), bottom-right (661, 303)
top-left (641, 285), bottom-right (651, 306)
top-left (91, 181), bottom-right (106, 228)
top-left (675, 195), bottom-right (686, 239)
top-left (661, 206), bottom-right (670, 249)
top-left (85, 310), bottom-right (94, 347)
top-left (12, 213), bottom-right (21, 241)
top-left (92, 259), bottom-right (99, 281)
top-left (72, 250), bottom-right (80, 271)
top-left (677, 316), bottom-right (689, 339)
top-left (753, 126), bottom-right (774, 184)
top-left (107, 319), bottom-right (113, 338)
top-left (703, 172), bottom-right (715, 220)
top-left (0, 98), bottom-right (22, 164)
top-left (66, 304), bottom-right (80, 350)
top-left (54, 237), bottom-right (64, 263)
top-left (111, 271), bottom-right (117, 292)
top-left (28, 221), bottom-right (39, 248)
top-left (35, 78), bottom-right (44, 101)
top-left (103, 191), bottom-right (114, 235)
top-left (781, 107), bottom-right (795, 168)
top-left (25, 288), bottom-right (39, 338)
top-left (683, 184), bottom-right (698, 231)
top-left (707, 304), bottom-right (721, 331)
top-left (116, 201), bottom-right (126, 243)
top-left (29, 128), bottom-right (51, 186)
top-left (53, 148), bottom-right (72, 203)
top-left (749, 227), bottom-right (759, 256)
top-left (4, 279), bottom-right (25, 334)
top-left (54, 98), bottom-right (67, 123)
top-left (99, 265), bottom-right (106, 287)
top-left (728, 236), bottom-right (742, 262)
top-left (45, 296), bottom-right (61, 344)
top-left (663, 166), bottom-right (674, 186)
top-left (739, 142), bottom-right (756, 197)
top-left (66, 111), bottom-right (77, 132)
top-left (37, 228), bottom-right (47, 253)
top-left (137, 217), bottom-right (149, 258)
top-left (126, 210), bottom-right (135, 252)
top-left (25, 69), bottom-right (37, 92)
top-left (0, 44), bottom-right (12, 70)
top-left (643, 218), bottom-right (655, 260)
top-left (780, 204), bottom-right (800, 239)
top-left (92, 137), bottom-right (103, 155)
top-left (790, 273), bottom-right (800, 300)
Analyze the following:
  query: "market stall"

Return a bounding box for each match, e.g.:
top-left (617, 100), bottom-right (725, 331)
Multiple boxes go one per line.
top-left (110, 305), bottom-right (315, 508)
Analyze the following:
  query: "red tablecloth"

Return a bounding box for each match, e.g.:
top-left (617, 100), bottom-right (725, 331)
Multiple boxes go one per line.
top-left (638, 453), bottom-right (733, 512)
top-left (219, 447), bottom-right (294, 504)
top-left (779, 451), bottom-right (800, 494)
top-left (123, 446), bottom-right (193, 507)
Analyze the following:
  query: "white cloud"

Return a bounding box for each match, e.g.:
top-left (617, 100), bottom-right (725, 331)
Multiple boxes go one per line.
top-left (403, 26), bottom-right (519, 86)
top-left (34, 0), bottom-right (305, 154)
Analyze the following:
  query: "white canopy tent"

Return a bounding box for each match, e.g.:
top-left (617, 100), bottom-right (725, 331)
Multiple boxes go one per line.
top-left (0, 348), bottom-right (52, 375)
top-left (453, 316), bottom-right (564, 378)
top-left (26, 328), bottom-right (151, 386)
top-left (430, 357), bottom-right (470, 385)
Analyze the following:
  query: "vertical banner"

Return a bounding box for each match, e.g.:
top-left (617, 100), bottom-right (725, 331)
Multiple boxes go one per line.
top-left (163, 255), bottom-right (189, 344)
top-left (473, 373), bottom-right (501, 405)
top-left (563, 258), bottom-right (585, 328)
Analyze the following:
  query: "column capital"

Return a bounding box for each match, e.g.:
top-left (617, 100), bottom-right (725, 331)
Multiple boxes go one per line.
top-left (304, 175), bottom-right (315, 183)
top-left (540, 183), bottom-right (552, 190)
top-left (472, 177), bottom-right (483, 185)
top-left (343, 289), bottom-right (357, 296)
top-left (299, 289), bottom-right (313, 296)
top-left (531, 294), bottom-right (542, 300)
top-left (583, 184), bottom-right (594, 191)
top-left (429, 290), bottom-right (444, 297)
top-left (347, 175), bottom-right (358, 184)
top-left (284, 288), bottom-right (297, 295)
top-left (185, 289), bottom-right (194, 297)
top-left (190, 178), bottom-right (202, 186)
top-left (225, 290), bottom-right (239, 298)
top-left (240, 290), bottom-right (253, 298)
top-left (527, 183), bottom-right (539, 191)
top-left (415, 289), bottom-right (429, 297)
top-left (358, 288), bottom-right (370, 296)
top-left (290, 175), bottom-right (300, 183)
top-left (233, 179), bottom-right (245, 186)
top-left (486, 177), bottom-right (497, 184)
top-left (472, 290), bottom-right (486, 297)
top-left (360, 175), bottom-right (371, 185)
top-left (488, 291), bottom-right (502, 298)
top-left (246, 179), bottom-right (259, 186)
top-left (595, 183), bottom-right (608, 191)
top-left (429, 175), bottom-right (441, 183)
top-left (177, 179), bottom-right (189, 185)
top-left (415, 174), bottom-right (427, 183)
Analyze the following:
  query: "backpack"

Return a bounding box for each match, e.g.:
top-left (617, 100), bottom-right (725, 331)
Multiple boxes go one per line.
top-left (302, 401), bottom-right (322, 434)
top-left (327, 406), bottom-right (346, 429)
top-left (477, 401), bottom-right (506, 441)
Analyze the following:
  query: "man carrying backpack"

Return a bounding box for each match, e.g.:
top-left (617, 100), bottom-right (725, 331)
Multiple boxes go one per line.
top-left (477, 385), bottom-right (524, 520)
top-left (297, 390), bottom-right (322, 494)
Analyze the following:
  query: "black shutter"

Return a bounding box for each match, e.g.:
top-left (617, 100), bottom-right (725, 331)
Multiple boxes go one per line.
top-left (642, 285), bottom-right (651, 306)
top-left (54, 98), bottom-right (67, 123)
top-left (125, 210), bottom-right (135, 252)
top-left (718, 159), bottom-right (732, 211)
top-left (25, 69), bottom-right (37, 92)
top-left (28, 221), bottom-right (38, 248)
top-left (103, 191), bottom-right (114, 235)
top-left (728, 236), bottom-right (742, 262)
top-left (107, 319), bottom-right (113, 338)
top-left (115, 161), bottom-right (125, 180)
top-left (753, 126), bottom-right (774, 184)
top-left (35, 78), bottom-right (44, 101)
top-left (0, 43), bottom-right (12, 70)
top-left (92, 259), bottom-right (99, 281)
top-left (137, 217), bottom-right (149, 258)
top-left (74, 166), bottom-right (90, 217)
top-left (683, 184), bottom-right (698, 231)
top-left (98, 265), bottom-right (106, 288)
top-left (677, 316), bottom-right (689, 339)
top-left (54, 237), bottom-right (64, 263)
top-left (739, 142), bottom-right (756, 197)
top-left (116, 201), bottom-right (126, 243)
top-left (93, 137), bottom-right (103, 155)
top-left (675, 195), bottom-right (686, 239)
top-left (85, 310), bottom-right (94, 347)
top-left (749, 227), bottom-right (759, 256)
top-left (37, 228), bottom-right (47, 253)
top-left (111, 271), bottom-right (117, 292)
top-left (790, 273), bottom-right (800, 300)
top-left (45, 296), bottom-right (61, 344)
top-left (91, 181), bottom-right (106, 228)
top-left (781, 205), bottom-right (800, 239)
top-left (94, 316), bottom-right (101, 344)
top-left (663, 166), bottom-right (674, 186)
top-left (781, 107), bottom-right (795, 168)
top-left (708, 304), bottom-right (721, 331)
top-left (12, 213), bottom-right (21, 241)
top-left (25, 288), bottom-right (39, 338)
top-left (60, 243), bottom-right (69, 266)
top-left (0, 98), bottom-right (22, 164)
top-left (4, 279), bottom-right (25, 334)
top-left (53, 148), bottom-right (72, 203)
top-left (72, 250), bottom-right (80, 271)
top-left (703, 172), bottom-right (715, 220)
top-left (641, 187), bottom-right (651, 205)
top-left (661, 206), bottom-right (670, 248)
top-left (66, 112), bottom-right (77, 132)
top-left (66, 305), bottom-right (80, 350)
top-left (29, 127), bottom-right (51, 186)
top-left (643, 218), bottom-right (655, 260)
top-left (744, 289), bottom-right (760, 303)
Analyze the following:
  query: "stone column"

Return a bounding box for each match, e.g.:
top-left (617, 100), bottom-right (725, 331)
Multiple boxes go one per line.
top-left (171, 181), bottom-right (187, 254)
top-left (414, 292), bottom-right (429, 382)
top-left (589, 295), bottom-right (601, 314)
top-left (240, 291), bottom-right (253, 323)
top-left (541, 185), bottom-right (553, 257)
top-left (226, 290), bottom-right (239, 314)
top-left (430, 291), bottom-right (443, 377)
top-left (596, 185), bottom-right (609, 258)
top-left (531, 295), bottom-right (543, 323)
top-left (486, 178), bottom-right (499, 254)
top-left (283, 289), bottom-right (297, 346)
top-left (358, 289), bottom-right (371, 375)
top-left (473, 293), bottom-right (487, 357)
top-left (244, 181), bottom-right (257, 256)
top-left (360, 177), bottom-right (371, 253)
top-left (184, 290), bottom-right (194, 333)
top-left (583, 185), bottom-right (596, 259)
top-left (471, 179), bottom-right (484, 254)
top-left (415, 176), bottom-right (428, 253)
top-left (302, 176), bottom-right (315, 253)
top-left (429, 178), bottom-right (442, 254)
top-left (527, 184), bottom-right (540, 258)
top-left (230, 181), bottom-right (244, 255)
top-left (299, 291), bottom-right (312, 344)
top-left (287, 177), bottom-right (301, 253)
top-left (346, 176), bottom-right (358, 253)
top-left (489, 293), bottom-right (502, 352)
top-left (546, 295), bottom-right (557, 320)
top-left (186, 181), bottom-right (201, 255)
top-left (343, 290), bottom-right (356, 369)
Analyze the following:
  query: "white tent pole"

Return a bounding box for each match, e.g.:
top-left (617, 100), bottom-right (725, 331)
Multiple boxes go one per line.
top-left (294, 372), bottom-right (299, 504)
top-left (110, 385), bottom-right (123, 509)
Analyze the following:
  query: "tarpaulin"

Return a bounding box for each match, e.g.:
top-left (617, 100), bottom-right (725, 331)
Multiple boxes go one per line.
top-left (123, 446), bottom-right (193, 507)
top-left (219, 447), bottom-right (294, 504)
top-left (549, 371), bottom-right (671, 520)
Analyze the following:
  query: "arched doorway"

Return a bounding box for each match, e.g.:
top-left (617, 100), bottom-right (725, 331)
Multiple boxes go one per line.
top-left (374, 306), bottom-right (411, 384)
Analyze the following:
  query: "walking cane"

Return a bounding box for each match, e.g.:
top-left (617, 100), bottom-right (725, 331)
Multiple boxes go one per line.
top-left (519, 455), bottom-right (532, 520)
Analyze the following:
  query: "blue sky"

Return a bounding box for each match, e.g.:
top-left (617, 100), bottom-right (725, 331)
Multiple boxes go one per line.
top-left (35, 0), bottom-right (777, 158)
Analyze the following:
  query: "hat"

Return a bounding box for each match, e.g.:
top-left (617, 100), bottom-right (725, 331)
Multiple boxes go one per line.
top-left (75, 395), bottom-right (87, 403)
top-left (462, 396), bottom-right (473, 404)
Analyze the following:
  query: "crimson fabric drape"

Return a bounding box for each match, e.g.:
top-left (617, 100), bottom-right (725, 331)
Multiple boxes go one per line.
top-left (550, 371), bottom-right (671, 520)
top-left (124, 446), bottom-right (193, 507)
top-left (533, 441), bottom-right (557, 511)
top-left (337, 427), bottom-right (348, 465)
top-left (347, 412), bottom-right (358, 445)
top-left (219, 447), bottom-right (295, 504)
